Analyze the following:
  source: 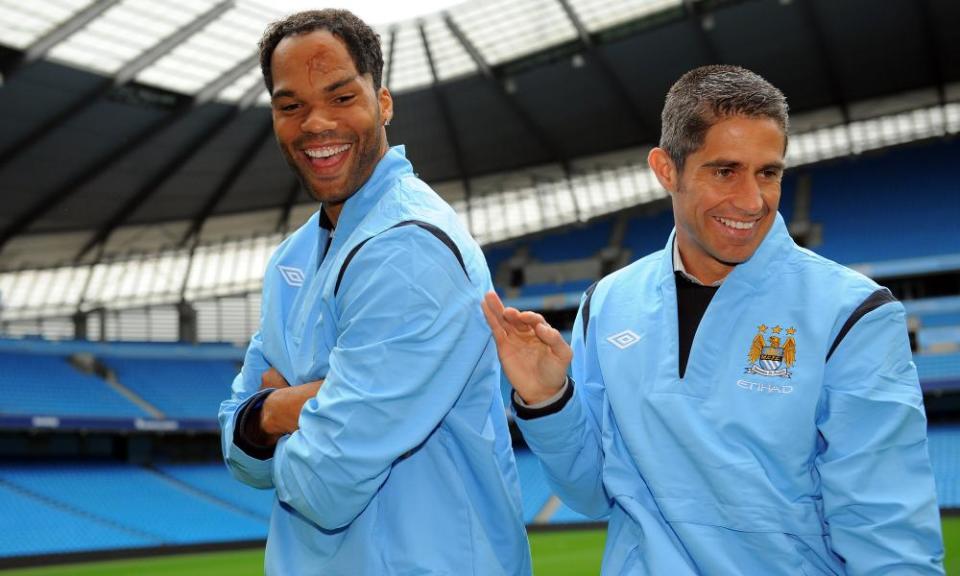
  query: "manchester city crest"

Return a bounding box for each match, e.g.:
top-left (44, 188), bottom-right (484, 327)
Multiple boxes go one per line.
top-left (745, 324), bottom-right (796, 378)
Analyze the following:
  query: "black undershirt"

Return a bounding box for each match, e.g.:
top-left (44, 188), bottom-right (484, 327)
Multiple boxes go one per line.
top-left (674, 272), bottom-right (719, 379)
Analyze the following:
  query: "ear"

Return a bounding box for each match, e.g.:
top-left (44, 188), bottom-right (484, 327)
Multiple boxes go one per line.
top-left (647, 147), bottom-right (679, 194)
top-left (378, 86), bottom-right (393, 126)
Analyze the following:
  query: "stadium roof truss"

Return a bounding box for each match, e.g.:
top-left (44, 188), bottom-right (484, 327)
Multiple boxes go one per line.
top-left (0, 0), bottom-right (959, 321)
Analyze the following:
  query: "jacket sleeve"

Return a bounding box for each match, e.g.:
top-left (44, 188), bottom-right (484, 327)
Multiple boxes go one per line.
top-left (513, 292), bottom-right (612, 518)
top-left (817, 300), bottom-right (944, 575)
top-left (218, 329), bottom-right (276, 489)
top-left (270, 228), bottom-right (488, 530)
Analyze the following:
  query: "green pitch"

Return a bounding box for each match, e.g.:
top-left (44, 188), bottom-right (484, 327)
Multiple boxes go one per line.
top-left (3, 520), bottom-right (958, 575)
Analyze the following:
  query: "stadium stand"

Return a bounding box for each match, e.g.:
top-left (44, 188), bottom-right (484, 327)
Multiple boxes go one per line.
top-left (520, 278), bottom-right (595, 298)
top-left (0, 463), bottom-right (267, 547)
top-left (928, 425), bottom-right (960, 509)
top-left (529, 220), bottom-right (613, 263)
top-left (100, 357), bottom-right (238, 420)
top-left (622, 208), bottom-right (676, 262)
top-left (0, 351), bottom-right (148, 420)
top-left (155, 463), bottom-right (273, 520)
top-left (915, 353), bottom-right (960, 392)
top-left (0, 481), bottom-right (156, 557)
top-left (806, 140), bottom-right (960, 266)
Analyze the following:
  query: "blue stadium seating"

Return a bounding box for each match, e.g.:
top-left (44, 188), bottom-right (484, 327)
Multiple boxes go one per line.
top-left (483, 244), bottom-right (515, 280)
top-left (806, 139), bottom-right (960, 265)
top-left (0, 352), bottom-right (147, 419)
top-left (917, 313), bottom-right (960, 329)
top-left (519, 278), bottom-right (594, 298)
top-left (101, 357), bottom-right (238, 420)
top-left (0, 482), bottom-right (155, 557)
top-left (928, 425), bottom-right (960, 508)
top-left (915, 353), bottom-right (960, 391)
top-left (156, 463), bottom-right (273, 520)
top-left (3, 419), bottom-right (959, 560)
top-left (622, 208), bottom-right (674, 260)
top-left (0, 463), bottom-right (267, 551)
top-left (529, 220), bottom-right (613, 262)
top-left (917, 327), bottom-right (960, 352)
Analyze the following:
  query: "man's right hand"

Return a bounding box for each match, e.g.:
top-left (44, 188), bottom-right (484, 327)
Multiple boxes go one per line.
top-left (258, 368), bottom-right (324, 442)
top-left (481, 291), bottom-right (572, 405)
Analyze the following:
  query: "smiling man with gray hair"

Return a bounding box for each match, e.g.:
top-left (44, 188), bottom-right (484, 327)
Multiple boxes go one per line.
top-left (484, 64), bottom-right (944, 574)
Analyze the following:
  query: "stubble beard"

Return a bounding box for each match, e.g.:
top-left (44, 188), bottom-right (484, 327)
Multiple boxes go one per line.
top-left (282, 119), bottom-right (385, 207)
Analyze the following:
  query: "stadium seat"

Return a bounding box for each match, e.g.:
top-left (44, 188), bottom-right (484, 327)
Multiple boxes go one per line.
top-left (0, 352), bottom-right (148, 419)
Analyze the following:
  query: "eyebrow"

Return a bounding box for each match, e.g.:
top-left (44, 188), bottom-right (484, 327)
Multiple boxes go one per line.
top-left (324, 75), bottom-right (358, 93)
top-left (270, 75), bottom-right (359, 102)
top-left (702, 159), bottom-right (786, 171)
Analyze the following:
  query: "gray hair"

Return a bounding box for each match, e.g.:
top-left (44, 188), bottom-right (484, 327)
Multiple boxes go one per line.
top-left (660, 65), bottom-right (789, 171)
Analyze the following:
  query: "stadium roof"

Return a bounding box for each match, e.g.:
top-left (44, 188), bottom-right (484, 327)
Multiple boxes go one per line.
top-left (0, 0), bottom-right (958, 277)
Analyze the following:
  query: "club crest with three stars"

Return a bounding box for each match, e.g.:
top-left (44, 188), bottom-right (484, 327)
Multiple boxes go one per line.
top-left (745, 324), bottom-right (797, 378)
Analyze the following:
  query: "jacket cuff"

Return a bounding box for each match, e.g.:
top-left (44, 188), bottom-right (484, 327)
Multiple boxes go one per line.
top-left (512, 377), bottom-right (575, 420)
top-left (234, 388), bottom-right (278, 460)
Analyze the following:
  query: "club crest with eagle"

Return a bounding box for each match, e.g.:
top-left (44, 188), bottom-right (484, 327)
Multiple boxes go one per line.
top-left (745, 324), bottom-right (796, 378)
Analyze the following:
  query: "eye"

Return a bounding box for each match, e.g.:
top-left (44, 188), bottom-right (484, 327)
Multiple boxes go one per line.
top-left (334, 94), bottom-right (355, 104)
top-left (273, 101), bottom-right (300, 113)
top-left (760, 168), bottom-right (782, 180)
top-left (714, 167), bottom-right (734, 178)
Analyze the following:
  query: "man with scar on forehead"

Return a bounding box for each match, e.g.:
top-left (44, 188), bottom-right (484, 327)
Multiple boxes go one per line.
top-left (218, 10), bottom-right (531, 575)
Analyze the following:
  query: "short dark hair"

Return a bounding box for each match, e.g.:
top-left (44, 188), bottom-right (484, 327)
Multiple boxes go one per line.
top-left (258, 9), bottom-right (384, 95)
top-left (660, 65), bottom-right (789, 171)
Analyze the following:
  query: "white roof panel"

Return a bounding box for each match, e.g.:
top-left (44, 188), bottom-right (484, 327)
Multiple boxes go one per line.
top-left (570, 0), bottom-right (682, 32)
top-left (48, 0), bottom-right (214, 75)
top-left (217, 65), bottom-right (265, 103)
top-left (449, 0), bottom-right (577, 67)
top-left (135, 3), bottom-right (261, 94)
top-left (422, 15), bottom-right (477, 81)
top-left (0, 0), bottom-right (91, 50)
top-left (386, 23), bottom-right (432, 93)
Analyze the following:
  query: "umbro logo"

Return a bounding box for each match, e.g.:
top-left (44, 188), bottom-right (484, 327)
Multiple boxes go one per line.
top-left (278, 265), bottom-right (305, 287)
top-left (606, 330), bottom-right (641, 350)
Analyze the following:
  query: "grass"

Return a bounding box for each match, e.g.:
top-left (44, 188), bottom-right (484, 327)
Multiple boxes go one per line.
top-left (3, 519), bottom-right (957, 575)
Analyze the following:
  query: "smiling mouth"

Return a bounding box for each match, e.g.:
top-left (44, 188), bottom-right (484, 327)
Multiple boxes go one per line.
top-left (302, 144), bottom-right (351, 171)
top-left (714, 216), bottom-right (759, 230)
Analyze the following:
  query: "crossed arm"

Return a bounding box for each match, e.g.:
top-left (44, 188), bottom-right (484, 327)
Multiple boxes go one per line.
top-left (221, 228), bottom-right (485, 529)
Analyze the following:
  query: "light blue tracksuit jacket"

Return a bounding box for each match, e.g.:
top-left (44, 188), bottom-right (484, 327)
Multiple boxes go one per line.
top-left (517, 214), bottom-right (944, 575)
top-left (219, 146), bottom-right (531, 575)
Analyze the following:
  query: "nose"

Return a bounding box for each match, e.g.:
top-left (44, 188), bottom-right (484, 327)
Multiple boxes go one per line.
top-left (301, 107), bottom-right (336, 134)
top-left (731, 177), bottom-right (764, 215)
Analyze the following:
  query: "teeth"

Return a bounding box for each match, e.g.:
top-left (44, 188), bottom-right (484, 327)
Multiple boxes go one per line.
top-left (716, 217), bottom-right (756, 230)
top-left (304, 144), bottom-right (350, 159)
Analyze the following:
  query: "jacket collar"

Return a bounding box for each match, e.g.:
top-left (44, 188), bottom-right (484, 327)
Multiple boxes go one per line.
top-left (319, 145), bottom-right (412, 240)
top-left (658, 211), bottom-right (792, 289)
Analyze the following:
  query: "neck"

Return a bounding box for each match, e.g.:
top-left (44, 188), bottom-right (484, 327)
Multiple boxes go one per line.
top-left (323, 138), bottom-right (391, 227)
top-left (676, 236), bottom-right (735, 285)
top-left (323, 203), bottom-right (343, 226)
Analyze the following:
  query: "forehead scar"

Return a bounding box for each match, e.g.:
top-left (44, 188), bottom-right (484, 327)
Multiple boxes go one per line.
top-left (306, 50), bottom-right (344, 87)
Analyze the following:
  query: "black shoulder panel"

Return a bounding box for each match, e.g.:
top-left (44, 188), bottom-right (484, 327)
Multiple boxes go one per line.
top-left (826, 288), bottom-right (897, 362)
top-left (581, 281), bottom-right (599, 341)
top-left (334, 220), bottom-right (468, 297)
